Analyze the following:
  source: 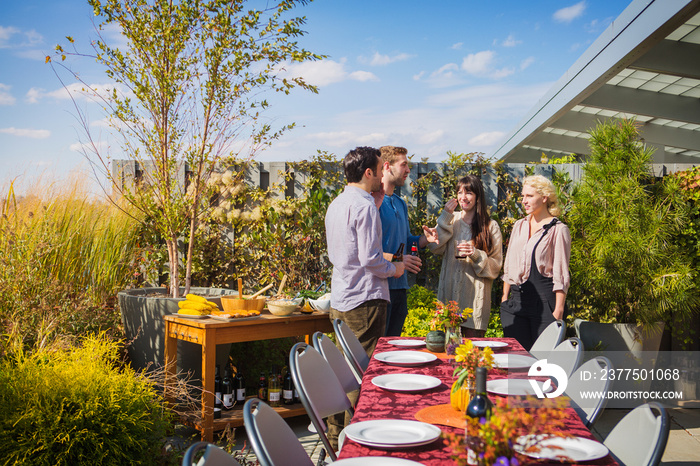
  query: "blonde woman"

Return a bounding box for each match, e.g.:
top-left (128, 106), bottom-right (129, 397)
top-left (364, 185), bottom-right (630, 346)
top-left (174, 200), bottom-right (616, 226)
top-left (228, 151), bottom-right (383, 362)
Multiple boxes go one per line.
top-left (501, 175), bottom-right (571, 351)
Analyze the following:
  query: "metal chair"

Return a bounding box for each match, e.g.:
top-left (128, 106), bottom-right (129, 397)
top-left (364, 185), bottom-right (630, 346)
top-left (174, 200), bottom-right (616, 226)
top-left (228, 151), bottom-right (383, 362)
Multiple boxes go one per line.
top-left (603, 402), bottom-right (669, 466)
top-left (529, 319), bottom-right (566, 358)
top-left (564, 356), bottom-right (613, 428)
top-left (181, 441), bottom-right (242, 466)
top-left (243, 398), bottom-right (314, 466)
top-left (311, 331), bottom-right (361, 396)
top-left (290, 342), bottom-right (354, 462)
top-left (548, 337), bottom-right (584, 377)
top-left (332, 318), bottom-right (370, 381)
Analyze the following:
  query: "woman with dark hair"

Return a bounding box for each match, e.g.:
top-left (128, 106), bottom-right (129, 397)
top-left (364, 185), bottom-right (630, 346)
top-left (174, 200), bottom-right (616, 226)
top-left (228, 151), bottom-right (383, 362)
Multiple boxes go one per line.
top-left (428, 175), bottom-right (503, 337)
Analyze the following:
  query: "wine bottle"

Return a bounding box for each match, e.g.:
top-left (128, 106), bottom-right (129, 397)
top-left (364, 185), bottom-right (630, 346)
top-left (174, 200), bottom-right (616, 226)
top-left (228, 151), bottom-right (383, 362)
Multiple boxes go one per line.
top-left (283, 368), bottom-right (295, 405)
top-left (268, 366), bottom-right (281, 407)
top-left (214, 365), bottom-right (222, 411)
top-left (235, 371), bottom-right (246, 402)
top-left (465, 367), bottom-right (492, 465)
top-left (466, 367), bottom-right (492, 419)
top-left (257, 371), bottom-right (267, 401)
top-left (222, 367), bottom-right (234, 409)
top-left (392, 242), bottom-right (404, 262)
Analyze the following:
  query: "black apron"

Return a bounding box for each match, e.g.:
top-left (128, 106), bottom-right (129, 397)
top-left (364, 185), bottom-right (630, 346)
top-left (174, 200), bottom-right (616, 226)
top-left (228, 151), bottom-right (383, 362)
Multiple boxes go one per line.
top-left (501, 218), bottom-right (561, 349)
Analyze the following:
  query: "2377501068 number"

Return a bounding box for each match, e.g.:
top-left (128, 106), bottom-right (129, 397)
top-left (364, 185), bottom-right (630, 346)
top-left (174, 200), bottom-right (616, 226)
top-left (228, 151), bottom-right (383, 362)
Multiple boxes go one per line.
top-left (593, 368), bottom-right (680, 381)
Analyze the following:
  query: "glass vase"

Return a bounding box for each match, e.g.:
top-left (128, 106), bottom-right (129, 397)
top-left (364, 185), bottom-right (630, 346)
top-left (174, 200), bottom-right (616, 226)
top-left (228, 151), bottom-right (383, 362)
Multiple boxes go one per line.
top-left (445, 326), bottom-right (462, 355)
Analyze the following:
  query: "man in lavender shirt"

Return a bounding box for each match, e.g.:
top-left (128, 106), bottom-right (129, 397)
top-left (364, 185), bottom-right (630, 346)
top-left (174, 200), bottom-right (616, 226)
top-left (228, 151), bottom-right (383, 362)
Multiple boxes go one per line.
top-left (325, 146), bottom-right (404, 450)
top-left (325, 146), bottom-right (405, 357)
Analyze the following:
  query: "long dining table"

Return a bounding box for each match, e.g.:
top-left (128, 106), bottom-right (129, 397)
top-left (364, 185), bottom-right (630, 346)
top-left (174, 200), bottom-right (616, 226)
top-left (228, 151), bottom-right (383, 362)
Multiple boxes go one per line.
top-left (337, 336), bottom-right (619, 465)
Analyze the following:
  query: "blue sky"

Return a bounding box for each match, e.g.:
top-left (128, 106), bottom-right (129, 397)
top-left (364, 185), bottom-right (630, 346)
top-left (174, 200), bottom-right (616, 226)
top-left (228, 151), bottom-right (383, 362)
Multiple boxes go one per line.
top-left (0, 0), bottom-right (631, 192)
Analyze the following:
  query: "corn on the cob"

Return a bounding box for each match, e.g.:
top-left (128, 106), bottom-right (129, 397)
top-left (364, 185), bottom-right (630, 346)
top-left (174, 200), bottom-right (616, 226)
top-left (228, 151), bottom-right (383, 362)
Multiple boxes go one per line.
top-left (178, 301), bottom-right (212, 312)
top-left (177, 308), bottom-right (209, 316)
top-left (186, 294), bottom-right (210, 304)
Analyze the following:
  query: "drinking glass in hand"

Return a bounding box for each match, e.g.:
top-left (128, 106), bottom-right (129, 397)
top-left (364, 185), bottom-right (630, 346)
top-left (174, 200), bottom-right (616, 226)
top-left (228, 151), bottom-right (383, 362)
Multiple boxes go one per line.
top-left (454, 229), bottom-right (473, 259)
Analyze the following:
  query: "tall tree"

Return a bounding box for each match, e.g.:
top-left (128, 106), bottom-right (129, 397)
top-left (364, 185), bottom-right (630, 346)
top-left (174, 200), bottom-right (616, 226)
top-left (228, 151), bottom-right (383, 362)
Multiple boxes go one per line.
top-left (51, 0), bottom-right (323, 296)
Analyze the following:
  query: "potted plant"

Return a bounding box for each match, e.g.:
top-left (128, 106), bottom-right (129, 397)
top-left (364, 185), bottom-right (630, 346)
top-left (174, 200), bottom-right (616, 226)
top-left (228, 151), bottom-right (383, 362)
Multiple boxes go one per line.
top-left (426, 300), bottom-right (470, 353)
top-left (449, 340), bottom-right (494, 412)
top-left (50, 0), bottom-right (323, 372)
top-left (565, 119), bottom-right (699, 354)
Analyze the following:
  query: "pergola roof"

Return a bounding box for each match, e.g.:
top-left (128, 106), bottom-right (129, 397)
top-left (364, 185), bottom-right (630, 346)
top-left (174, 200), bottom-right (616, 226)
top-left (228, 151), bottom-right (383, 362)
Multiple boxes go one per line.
top-left (493, 0), bottom-right (700, 164)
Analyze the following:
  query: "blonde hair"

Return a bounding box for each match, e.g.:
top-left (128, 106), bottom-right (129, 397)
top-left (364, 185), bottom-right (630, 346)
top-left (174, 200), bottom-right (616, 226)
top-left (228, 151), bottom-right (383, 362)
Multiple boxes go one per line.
top-left (379, 146), bottom-right (408, 166)
top-left (523, 175), bottom-right (562, 217)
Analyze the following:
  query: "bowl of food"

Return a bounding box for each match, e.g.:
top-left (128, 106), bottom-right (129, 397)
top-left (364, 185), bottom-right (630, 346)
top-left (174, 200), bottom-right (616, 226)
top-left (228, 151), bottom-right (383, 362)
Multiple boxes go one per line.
top-left (221, 295), bottom-right (266, 313)
top-left (266, 299), bottom-right (299, 316)
top-left (308, 293), bottom-right (331, 312)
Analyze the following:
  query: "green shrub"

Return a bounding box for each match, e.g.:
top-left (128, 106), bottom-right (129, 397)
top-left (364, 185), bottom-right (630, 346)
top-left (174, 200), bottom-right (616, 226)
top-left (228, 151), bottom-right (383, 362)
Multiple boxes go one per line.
top-left (485, 308), bottom-right (504, 338)
top-left (0, 335), bottom-right (172, 465)
top-left (402, 285), bottom-right (437, 337)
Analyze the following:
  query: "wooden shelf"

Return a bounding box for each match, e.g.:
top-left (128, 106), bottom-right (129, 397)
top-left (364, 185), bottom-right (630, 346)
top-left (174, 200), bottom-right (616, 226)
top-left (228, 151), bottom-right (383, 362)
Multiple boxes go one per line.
top-left (179, 401), bottom-right (307, 431)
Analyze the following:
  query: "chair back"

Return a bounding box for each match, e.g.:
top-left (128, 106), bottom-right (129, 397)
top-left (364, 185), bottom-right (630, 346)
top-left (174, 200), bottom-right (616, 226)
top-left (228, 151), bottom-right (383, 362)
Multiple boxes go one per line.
top-left (530, 320), bottom-right (566, 357)
top-left (603, 402), bottom-right (669, 466)
top-left (548, 337), bottom-right (583, 377)
top-left (565, 356), bottom-right (613, 427)
top-left (243, 398), bottom-right (314, 466)
top-left (332, 318), bottom-right (370, 380)
top-left (312, 332), bottom-right (361, 395)
top-left (181, 441), bottom-right (242, 466)
top-left (290, 342), bottom-right (353, 461)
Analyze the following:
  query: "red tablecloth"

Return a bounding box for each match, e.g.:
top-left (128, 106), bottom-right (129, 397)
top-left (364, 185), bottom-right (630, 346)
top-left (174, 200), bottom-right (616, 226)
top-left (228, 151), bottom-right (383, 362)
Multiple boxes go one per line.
top-left (337, 336), bottom-right (618, 465)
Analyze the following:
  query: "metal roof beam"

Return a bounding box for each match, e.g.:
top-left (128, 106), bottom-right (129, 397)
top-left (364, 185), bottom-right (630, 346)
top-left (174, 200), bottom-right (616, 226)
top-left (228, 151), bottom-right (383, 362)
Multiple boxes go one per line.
top-left (527, 133), bottom-right (591, 155)
top-left (553, 111), bottom-right (700, 152)
top-left (630, 39), bottom-right (700, 79)
top-left (582, 84), bottom-right (700, 124)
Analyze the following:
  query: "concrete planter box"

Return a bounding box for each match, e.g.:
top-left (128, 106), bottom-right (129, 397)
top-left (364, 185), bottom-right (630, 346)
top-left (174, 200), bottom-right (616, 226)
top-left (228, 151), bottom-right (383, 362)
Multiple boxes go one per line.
top-left (118, 287), bottom-right (237, 382)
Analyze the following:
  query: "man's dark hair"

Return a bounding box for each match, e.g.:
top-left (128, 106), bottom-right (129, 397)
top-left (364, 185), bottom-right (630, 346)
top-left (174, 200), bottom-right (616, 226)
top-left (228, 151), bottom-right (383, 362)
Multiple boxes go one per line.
top-left (343, 146), bottom-right (380, 183)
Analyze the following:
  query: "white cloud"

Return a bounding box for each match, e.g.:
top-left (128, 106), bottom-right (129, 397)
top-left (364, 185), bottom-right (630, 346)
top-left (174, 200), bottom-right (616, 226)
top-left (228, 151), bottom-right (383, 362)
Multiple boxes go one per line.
top-left (451, 42), bottom-right (463, 50)
top-left (0, 83), bottom-right (16, 105)
top-left (554, 1), bottom-right (586, 24)
top-left (0, 127), bottom-right (50, 139)
top-left (461, 51), bottom-right (495, 75)
top-left (431, 63), bottom-right (459, 79)
top-left (369, 52), bottom-right (412, 66)
top-left (502, 34), bottom-right (521, 47)
top-left (0, 26), bottom-right (20, 48)
top-left (418, 130), bottom-right (445, 145)
top-left (0, 26), bottom-right (43, 48)
top-left (282, 59), bottom-right (378, 87)
top-left (469, 131), bottom-right (505, 147)
top-left (26, 83), bottom-right (126, 103)
top-left (413, 71), bottom-right (425, 81)
top-left (461, 51), bottom-right (513, 79)
top-left (520, 57), bottom-right (535, 70)
top-left (348, 70), bottom-right (379, 82)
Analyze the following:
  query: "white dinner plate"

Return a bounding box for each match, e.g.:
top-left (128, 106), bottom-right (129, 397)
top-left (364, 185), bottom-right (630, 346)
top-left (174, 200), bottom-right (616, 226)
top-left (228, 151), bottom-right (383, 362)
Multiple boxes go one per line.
top-left (374, 351), bottom-right (438, 366)
top-left (493, 353), bottom-right (538, 370)
top-left (486, 378), bottom-right (553, 396)
top-left (371, 374), bottom-right (442, 392)
top-left (171, 313), bottom-right (208, 319)
top-left (344, 419), bottom-right (442, 449)
top-left (471, 340), bottom-right (509, 348)
top-left (388, 339), bottom-right (426, 348)
top-left (514, 435), bottom-right (610, 462)
top-left (333, 457), bottom-right (424, 465)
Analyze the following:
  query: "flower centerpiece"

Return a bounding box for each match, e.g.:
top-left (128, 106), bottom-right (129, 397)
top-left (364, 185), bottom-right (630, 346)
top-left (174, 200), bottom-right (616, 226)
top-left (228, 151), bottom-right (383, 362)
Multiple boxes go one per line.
top-left (450, 340), bottom-right (494, 411)
top-left (426, 300), bottom-right (471, 354)
top-left (445, 397), bottom-right (572, 466)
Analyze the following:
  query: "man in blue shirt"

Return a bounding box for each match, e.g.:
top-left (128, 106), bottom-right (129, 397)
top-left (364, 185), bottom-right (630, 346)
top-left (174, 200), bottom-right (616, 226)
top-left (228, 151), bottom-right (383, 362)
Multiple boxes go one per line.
top-left (378, 146), bottom-right (438, 336)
